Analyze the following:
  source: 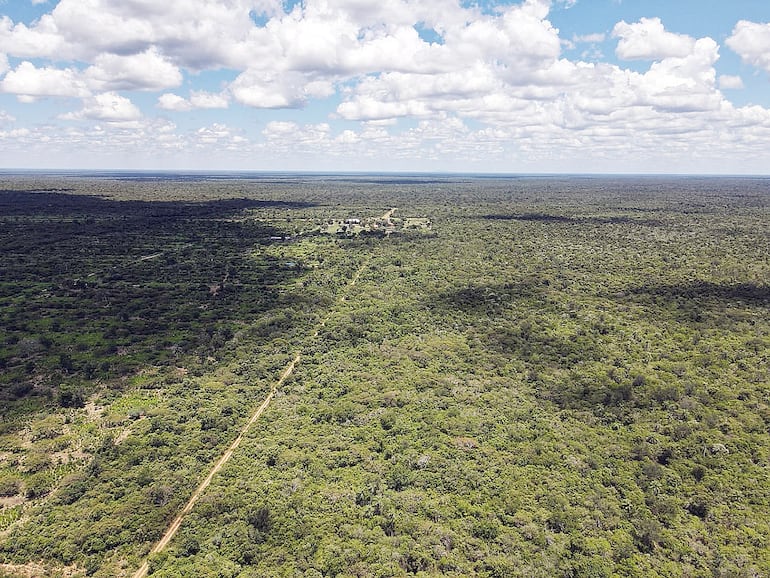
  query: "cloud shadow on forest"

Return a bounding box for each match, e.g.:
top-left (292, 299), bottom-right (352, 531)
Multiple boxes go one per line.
top-left (0, 189), bottom-right (317, 217)
top-left (632, 280), bottom-right (770, 303)
top-left (436, 280), bottom-right (545, 313)
top-left (623, 280), bottom-right (770, 305)
top-left (479, 213), bottom-right (663, 226)
top-left (0, 189), bottom-right (313, 412)
top-left (612, 280), bottom-right (770, 324)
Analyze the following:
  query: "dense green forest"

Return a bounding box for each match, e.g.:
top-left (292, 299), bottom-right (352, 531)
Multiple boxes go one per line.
top-left (0, 174), bottom-right (768, 577)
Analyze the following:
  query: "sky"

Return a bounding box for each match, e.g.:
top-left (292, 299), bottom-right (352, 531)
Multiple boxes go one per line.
top-left (1, 0), bottom-right (770, 173)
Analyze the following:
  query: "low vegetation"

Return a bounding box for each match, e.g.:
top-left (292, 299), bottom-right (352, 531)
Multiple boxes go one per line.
top-left (0, 174), bottom-right (768, 577)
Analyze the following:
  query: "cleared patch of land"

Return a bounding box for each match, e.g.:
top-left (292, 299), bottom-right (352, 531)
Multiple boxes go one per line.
top-left (318, 207), bottom-right (432, 237)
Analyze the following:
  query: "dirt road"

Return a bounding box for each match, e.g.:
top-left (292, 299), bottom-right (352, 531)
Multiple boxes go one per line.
top-left (132, 355), bottom-right (298, 578)
top-left (132, 259), bottom-right (367, 577)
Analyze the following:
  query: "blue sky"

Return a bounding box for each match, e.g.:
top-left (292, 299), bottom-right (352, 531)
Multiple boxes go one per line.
top-left (1, 0), bottom-right (770, 173)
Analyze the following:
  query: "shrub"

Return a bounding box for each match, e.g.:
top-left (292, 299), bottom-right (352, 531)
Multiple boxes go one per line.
top-left (0, 476), bottom-right (21, 497)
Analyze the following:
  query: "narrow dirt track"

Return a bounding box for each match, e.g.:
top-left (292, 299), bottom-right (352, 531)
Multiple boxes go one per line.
top-left (132, 356), bottom-right (298, 578)
top-left (132, 258), bottom-right (368, 578)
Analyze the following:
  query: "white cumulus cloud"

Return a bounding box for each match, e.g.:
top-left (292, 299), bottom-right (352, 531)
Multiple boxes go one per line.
top-left (0, 0), bottom-right (262, 66)
top-left (157, 93), bottom-right (192, 112)
top-left (719, 75), bottom-right (744, 90)
top-left (230, 69), bottom-right (324, 108)
top-left (83, 48), bottom-right (183, 92)
top-left (158, 90), bottom-right (230, 111)
top-left (194, 123), bottom-right (247, 150)
top-left (262, 120), bottom-right (300, 139)
top-left (189, 90), bottom-right (229, 109)
top-left (0, 61), bottom-right (90, 98)
top-left (634, 37), bottom-right (722, 113)
top-left (726, 20), bottom-right (770, 74)
top-left (61, 92), bottom-right (143, 122)
top-left (196, 123), bottom-right (235, 144)
top-left (0, 127), bottom-right (31, 139)
top-left (613, 17), bottom-right (696, 60)
top-left (260, 121), bottom-right (331, 150)
top-left (0, 1), bottom-right (770, 173)
top-left (0, 13), bottom-right (67, 59)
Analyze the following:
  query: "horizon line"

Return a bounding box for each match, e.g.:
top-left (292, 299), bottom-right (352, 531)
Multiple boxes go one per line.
top-left (1, 168), bottom-right (770, 179)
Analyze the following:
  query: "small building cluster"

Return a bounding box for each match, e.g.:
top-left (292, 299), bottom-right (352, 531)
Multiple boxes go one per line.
top-left (320, 210), bottom-right (431, 237)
